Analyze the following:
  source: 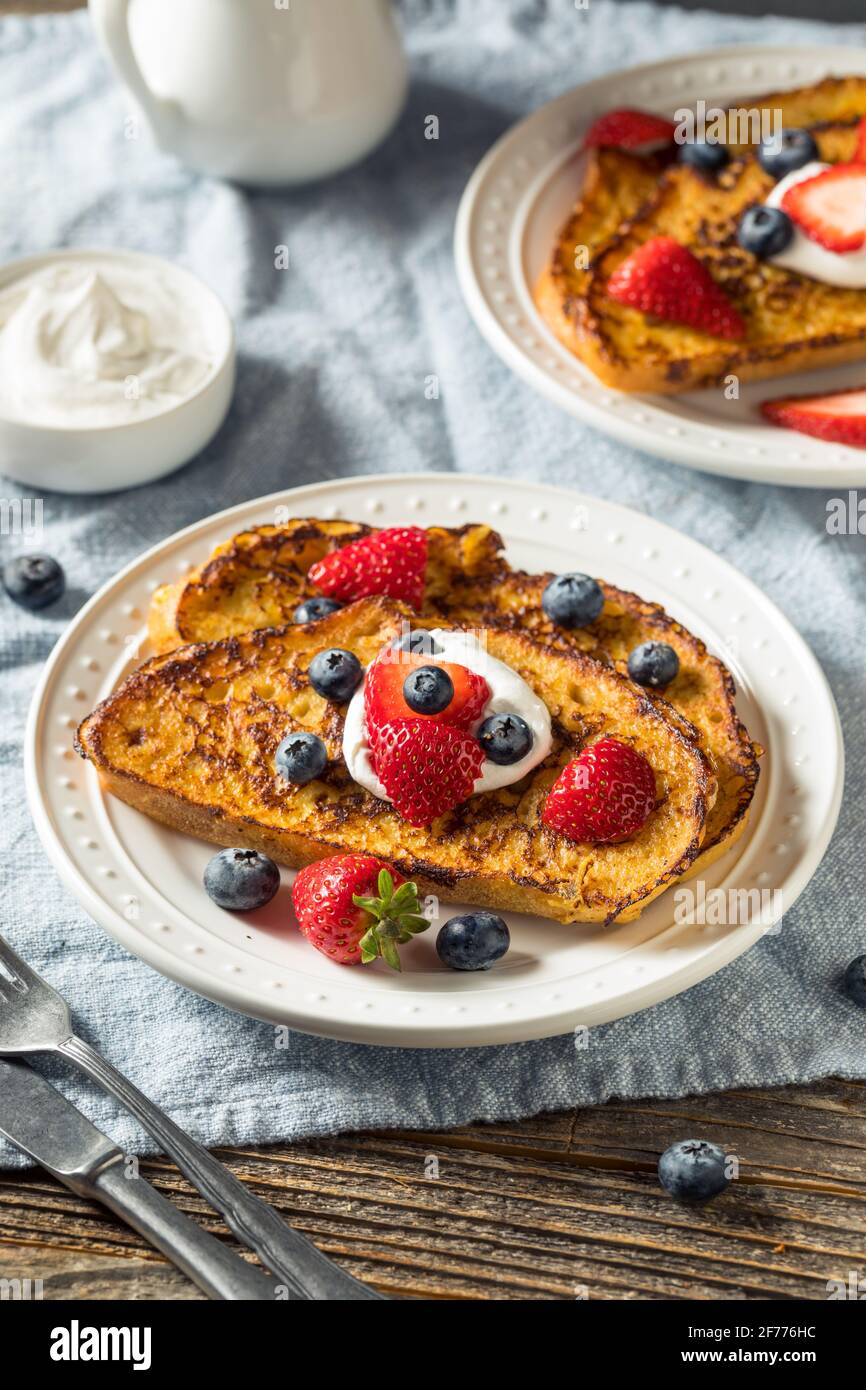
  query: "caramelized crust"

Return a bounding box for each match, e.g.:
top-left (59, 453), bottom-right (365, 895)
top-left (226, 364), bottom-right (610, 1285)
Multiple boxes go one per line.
top-left (577, 124), bottom-right (866, 393)
top-left (148, 519), bottom-right (760, 875)
top-left (79, 598), bottom-right (716, 926)
top-left (533, 87), bottom-right (866, 393)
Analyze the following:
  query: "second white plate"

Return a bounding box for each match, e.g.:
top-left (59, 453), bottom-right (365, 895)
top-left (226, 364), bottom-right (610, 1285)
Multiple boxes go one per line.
top-left (455, 43), bottom-right (866, 487)
top-left (26, 474), bottom-right (843, 1046)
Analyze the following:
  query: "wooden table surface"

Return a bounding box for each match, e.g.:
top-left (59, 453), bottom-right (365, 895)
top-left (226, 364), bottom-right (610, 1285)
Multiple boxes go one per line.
top-left (2, 1079), bottom-right (864, 1299)
top-left (2, 0), bottom-right (864, 1305)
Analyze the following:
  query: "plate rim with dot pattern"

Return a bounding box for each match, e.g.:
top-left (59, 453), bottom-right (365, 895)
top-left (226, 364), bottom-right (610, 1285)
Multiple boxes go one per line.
top-left (454, 41), bottom-right (866, 488)
top-left (24, 472), bottom-right (843, 1046)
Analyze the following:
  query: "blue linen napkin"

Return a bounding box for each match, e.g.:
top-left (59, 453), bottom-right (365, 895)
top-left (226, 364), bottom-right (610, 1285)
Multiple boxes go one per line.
top-left (0, 1), bottom-right (864, 1167)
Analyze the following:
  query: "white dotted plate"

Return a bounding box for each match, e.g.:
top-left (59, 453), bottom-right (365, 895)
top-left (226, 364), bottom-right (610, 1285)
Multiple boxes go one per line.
top-left (455, 44), bottom-right (866, 487)
top-left (25, 474), bottom-right (842, 1045)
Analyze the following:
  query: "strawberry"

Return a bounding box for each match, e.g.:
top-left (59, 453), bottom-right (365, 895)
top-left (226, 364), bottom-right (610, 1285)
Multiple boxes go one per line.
top-left (307, 526), bottom-right (428, 609)
top-left (542, 737), bottom-right (656, 844)
top-left (291, 854), bottom-right (428, 969)
top-left (856, 116), bottom-right (866, 164)
top-left (364, 649), bottom-right (489, 753)
top-left (583, 108), bottom-right (676, 151)
top-left (606, 237), bottom-right (746, 340)
top-left (374, 719), bottom-right (485, 826)
top-left (761, 384), bottom-right (866, 447)
top-left (781, 163), bottom-right (866, 253)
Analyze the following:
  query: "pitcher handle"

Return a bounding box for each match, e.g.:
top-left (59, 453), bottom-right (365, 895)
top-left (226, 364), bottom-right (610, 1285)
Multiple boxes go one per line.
top-left (89, 0), bottom-right (181, 146)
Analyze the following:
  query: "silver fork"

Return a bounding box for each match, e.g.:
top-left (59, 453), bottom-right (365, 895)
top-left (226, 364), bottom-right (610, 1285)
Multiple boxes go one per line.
top-left (0, 932), bottom-right (383, 1300)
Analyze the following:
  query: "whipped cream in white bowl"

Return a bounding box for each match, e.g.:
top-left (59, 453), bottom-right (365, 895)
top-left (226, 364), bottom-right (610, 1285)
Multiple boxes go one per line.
top-left (0, 249), bottom-right (234, 493)
top-left (766, 162), bottom-right (866, 290)
top-left (343, 628), bottom-right (554, 803)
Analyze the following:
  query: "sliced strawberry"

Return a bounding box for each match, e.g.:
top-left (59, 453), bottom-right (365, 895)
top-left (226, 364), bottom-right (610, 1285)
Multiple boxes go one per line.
top-left (542, 737), bottom-right (656, 844)
top-left (291, 854), bottom-right (428, 969)
top-left (374, 719), bottom-right (485, 827)
top-left (308, 526), bottom-right (427, 609)
top-left (606, 237), bottom-right (746, 340)
top-left (855, 115), bottom-right (866, 163)
top-left (583, 108), bottom-right (676, 151)
top-left (781, 163), bottom-right (866, 253)
top-left (364, 649), bottom-right (489, 754)
top-left (761, 384), bottom-right (866, 447)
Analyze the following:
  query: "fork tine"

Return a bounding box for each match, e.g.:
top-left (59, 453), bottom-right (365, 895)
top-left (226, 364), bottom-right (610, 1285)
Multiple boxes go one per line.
top-left (0, 931), bottom-right (44, 990)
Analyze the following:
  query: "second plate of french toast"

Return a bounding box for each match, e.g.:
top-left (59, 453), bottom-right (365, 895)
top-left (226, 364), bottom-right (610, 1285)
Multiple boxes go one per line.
top-left (456, 45), bottom-right (866, 485)
top-left (27, 475), bottom-right (842, 1045)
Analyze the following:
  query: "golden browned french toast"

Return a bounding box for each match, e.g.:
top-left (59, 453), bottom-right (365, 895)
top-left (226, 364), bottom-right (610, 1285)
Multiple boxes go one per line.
top-left (148, 518), bottom-right (760, 873)
top-left (534, 148), bottom-right (662, 365)
top-left (535, 76), bottom-right (866, 393)
top-left (577, 122), bottom-right (866, 393)
top-left (148, 519), bottom-right (501, 652)
top-left (724, 75), bottom-right (866, 152)
top-left (77, 598), bottom-right (716, 926)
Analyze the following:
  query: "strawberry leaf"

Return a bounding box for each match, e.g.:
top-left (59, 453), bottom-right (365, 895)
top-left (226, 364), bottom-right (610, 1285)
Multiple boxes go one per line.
top-left (351, 873), bottom-right (428, 969)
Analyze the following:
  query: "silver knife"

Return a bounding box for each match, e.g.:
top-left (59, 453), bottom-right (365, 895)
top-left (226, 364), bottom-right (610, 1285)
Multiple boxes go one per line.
top-left (0, 1058), bottom-right (281, 1300)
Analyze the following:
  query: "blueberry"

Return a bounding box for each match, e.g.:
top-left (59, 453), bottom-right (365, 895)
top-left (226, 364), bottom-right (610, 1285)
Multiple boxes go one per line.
top-left (478, 713), bottom-right (533, 765)
top-left (658, 1140), bottom-right (730, 1204)
top-left (293, 597), bottom-right (341, 623)
top-left (843, 954), bottom-right (866, 1008)
top-left (275, 732), bottom-right (328, 784)
top-left (737, 205), bottom-right (794, 259)
top-left (2, 554), bottom-right (65, 611)
top-left (542, 573), bottom-right (604, 628)
top-left (203, 847), bottom-right (280, 911)
top-left (678, 140), bottom-right (729, 173)
top-left (392, 629), bottom-right (442, 655)
top-left (308, 647), bottom-right (363, 702)
top-left (627, 640), bottom-right (680, 688)
top-left (403, 665), bottom-right (454, 715)
top-left (436, 912), bottom-right (510, 971)
top-left (758, 127), bottom-right (818, 180)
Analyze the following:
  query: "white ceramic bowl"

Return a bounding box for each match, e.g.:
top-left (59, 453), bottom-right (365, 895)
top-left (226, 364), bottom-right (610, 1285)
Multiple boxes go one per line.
top-left (0, 249), bottom-right (235, 494)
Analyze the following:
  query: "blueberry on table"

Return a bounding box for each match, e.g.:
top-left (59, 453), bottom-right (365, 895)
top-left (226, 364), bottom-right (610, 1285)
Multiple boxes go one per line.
top-left (478, 713), bottom-right (533, 765)
top-left (843, 954), bottom-right (866, 1008)
top-left (541, 573), bottom-right (604, 628)
top-left (757, 127), bottom-right (818, 180)
top-left (627, 640), bottom-right (680, 688)
top-left (658, 1139), bottom-right (730, 1204)
top-left (737, 205), bottom-right (794, 259)
top-left (293, 597), bottom-right (342, 623)
top-left (678, 140), bottom-right (728, 173)
top-left (275, 732), bottom-right (328, 784)
top-left (204, 848), bottom-right (280, 911)
top-left (392, 629), bottom-right (443, 655)
top-left (2, 554), bottom-right (65, 611)
top-left (403, 664), bottom-right (454, 715)
top-left (436, 912), bottom-right (510, 971)
top-left (308, 647), bottom-right (363, 702)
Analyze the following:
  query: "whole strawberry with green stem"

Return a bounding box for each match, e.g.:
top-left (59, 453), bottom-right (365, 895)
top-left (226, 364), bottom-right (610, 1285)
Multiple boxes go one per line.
top-left (292, 854), bottom-right (429, 969)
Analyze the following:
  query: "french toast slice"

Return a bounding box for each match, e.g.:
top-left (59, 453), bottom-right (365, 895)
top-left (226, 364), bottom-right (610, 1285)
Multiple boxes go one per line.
top-left (148, 519), bottom-right (502, 652)
top-left (724, 75), bottom-right (866, 152)
top-left (539, 119), bottom-right (866, 393)
top-left (77, 599), bottom-right (716, 926)
top-left (148, 519), bottom-right (759, 872)
top-left (577, 122), bottom-right (866, 393)
top-left (535, 80), bottom-right (866, 381)
top-left (534, 148), bottom-right (663, 365)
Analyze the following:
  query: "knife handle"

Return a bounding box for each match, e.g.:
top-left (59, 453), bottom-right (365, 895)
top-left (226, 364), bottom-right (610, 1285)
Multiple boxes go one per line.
top-left (92, 1160), bottom-right (281, 1301)
top-left (59, 1034), bottom-right (383, 1299)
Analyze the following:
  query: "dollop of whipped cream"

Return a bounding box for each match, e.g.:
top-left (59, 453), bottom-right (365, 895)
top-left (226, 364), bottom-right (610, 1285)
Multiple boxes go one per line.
top-left (766, 161), bottom-right (866, 289)
top-left (0, 258), bottom-right (216, 427)
top-left (343, 629), bottom-right (553, 802)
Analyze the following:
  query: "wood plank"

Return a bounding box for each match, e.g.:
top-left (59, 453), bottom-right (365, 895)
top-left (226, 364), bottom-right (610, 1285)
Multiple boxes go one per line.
top-left (1, 1082), bottom-right (864, 1300)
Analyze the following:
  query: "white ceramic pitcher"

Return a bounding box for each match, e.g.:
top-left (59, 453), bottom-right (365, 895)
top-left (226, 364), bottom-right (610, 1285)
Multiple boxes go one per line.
top-left (89, 0), bottom-right (408, 186)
